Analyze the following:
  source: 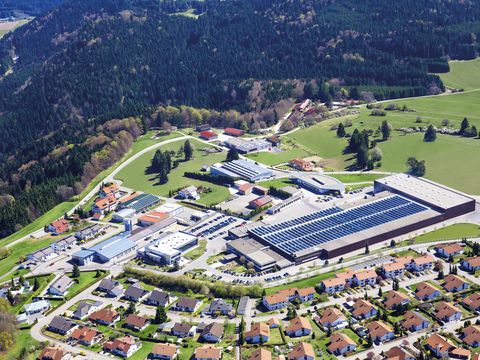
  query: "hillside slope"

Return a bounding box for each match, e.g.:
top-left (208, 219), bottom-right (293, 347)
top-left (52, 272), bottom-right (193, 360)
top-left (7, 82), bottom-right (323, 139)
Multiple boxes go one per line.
top-left (0, 0), bottom-right (479, 238)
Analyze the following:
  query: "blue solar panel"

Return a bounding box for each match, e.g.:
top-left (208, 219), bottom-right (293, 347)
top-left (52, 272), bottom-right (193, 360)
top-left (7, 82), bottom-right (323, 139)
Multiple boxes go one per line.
top-left (250, 195), bottom-right (430, 255)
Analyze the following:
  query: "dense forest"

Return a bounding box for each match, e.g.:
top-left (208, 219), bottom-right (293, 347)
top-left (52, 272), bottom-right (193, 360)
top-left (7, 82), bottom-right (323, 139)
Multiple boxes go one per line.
top-left (0, 0), bottom-right (479, 237)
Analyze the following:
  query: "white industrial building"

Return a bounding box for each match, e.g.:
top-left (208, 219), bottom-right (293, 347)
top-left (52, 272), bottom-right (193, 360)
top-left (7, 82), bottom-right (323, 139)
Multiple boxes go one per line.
top-left (156, 203), bottom-right (184, 217)
top-left (139, 232), bottom-right (198, 265)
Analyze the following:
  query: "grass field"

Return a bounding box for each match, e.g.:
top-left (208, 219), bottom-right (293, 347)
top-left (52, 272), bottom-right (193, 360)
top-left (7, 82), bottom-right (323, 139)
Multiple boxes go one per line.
top-left (115, 139), bottom-right (230, 205)
top-left (413, 223), bottom-right (480, 243)
top-left (1, 330), bottom-right (40, 360)
top-left (0, 20), bottom-right (29, 38)
top-left (440, 58), bottom-right (480, 91)
top-left (245, 59), bottom-right (480, 194)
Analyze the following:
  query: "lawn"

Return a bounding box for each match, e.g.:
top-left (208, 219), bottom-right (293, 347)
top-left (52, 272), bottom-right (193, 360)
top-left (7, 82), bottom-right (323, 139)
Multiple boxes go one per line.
top-left (413, 223), bottom-right (480, 243)
top-left (257, 178), bottom-right (295, 189)
top-left (66, 271), bottom-right (106, 300)
top-left (183, 239), bottom-right (207, 261)
top-left (265, 270), bottom-right (341, 295)
top-left (327, 173), bottom-right (386, 183)
top-left (115, 139), bottom-right (230, 205)
top-left (245, 147), bottom-right (310, 166)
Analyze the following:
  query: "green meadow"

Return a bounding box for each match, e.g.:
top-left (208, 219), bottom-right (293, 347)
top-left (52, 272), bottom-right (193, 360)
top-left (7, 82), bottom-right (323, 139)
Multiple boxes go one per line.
top-left (247, 58), bottom-right (480, 194)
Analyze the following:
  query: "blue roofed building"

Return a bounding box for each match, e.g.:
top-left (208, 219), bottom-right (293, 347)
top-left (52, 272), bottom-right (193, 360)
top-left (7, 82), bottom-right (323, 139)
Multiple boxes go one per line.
top-left (119, 193), bottom-right (160, 213)
top-left (72, 233), bottom-right (137, 265)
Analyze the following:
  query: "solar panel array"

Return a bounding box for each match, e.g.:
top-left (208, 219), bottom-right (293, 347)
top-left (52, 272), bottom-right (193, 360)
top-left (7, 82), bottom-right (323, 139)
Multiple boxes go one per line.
top-left (250, 195), bottom-right (429, 256)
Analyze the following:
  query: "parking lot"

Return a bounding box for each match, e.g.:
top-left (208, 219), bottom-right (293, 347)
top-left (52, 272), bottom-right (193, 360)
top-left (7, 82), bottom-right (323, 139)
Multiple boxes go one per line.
top-left (188, 214), bottom-right (243, 240)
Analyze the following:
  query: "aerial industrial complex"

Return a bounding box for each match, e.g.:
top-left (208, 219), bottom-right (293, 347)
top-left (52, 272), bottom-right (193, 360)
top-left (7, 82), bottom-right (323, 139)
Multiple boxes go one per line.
top-left (242, 174), bottom-right (476, 265)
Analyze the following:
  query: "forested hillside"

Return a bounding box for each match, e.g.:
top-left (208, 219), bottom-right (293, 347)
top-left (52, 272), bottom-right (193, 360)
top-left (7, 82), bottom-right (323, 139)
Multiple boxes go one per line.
top-left (0, 0), bottom-right (479, 237)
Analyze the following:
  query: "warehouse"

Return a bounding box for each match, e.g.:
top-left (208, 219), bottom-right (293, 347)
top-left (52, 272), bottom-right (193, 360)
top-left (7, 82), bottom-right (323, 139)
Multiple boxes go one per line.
top-left (224, 138), bottom-right (271, 154)
top-left (72, 234), bottom-right (138, 265)
top-left (210, 160), bottom-right (273, 182)
top-left (120, 193), bottom-right (160, 213)
top-left (292, 174), bottom-right (345, 195)
top-left (248, 175), bottom-right (475, 264)
top-left (112, 208), bottom-right (136, 223)
top-left (139, 232), bottom-right (198, 265)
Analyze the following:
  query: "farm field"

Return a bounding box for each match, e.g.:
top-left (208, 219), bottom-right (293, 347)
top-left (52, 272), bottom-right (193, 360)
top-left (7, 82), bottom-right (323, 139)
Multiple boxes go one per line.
top-left (115, 139), bottom-right (230, 205)
top-left (0, 20), bottom-right (29, 38)
top-left (413, 223), bottom-right (480, 243)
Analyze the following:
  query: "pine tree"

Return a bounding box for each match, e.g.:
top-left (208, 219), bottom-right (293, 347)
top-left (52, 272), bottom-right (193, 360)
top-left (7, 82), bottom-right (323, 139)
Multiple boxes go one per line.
top-left (127, 301), bottom-right (136, 315)
top-left (381, 120), bottom-right (391, 140)
top-left (336, 123), bottom-right (346, 138)
top-left (424, 125), bottom-right (437, 142)
top-left (226, 149), bottom-right (239, 162)
top-left (460, 117), bottom-right (469, 135)
top-left (154, 306), bottom-right (167, 324)
top-left (72, 264), bottom-right (80, 278)
top-left (357, 145), bottom-right (368, 169)
top-left (184, 140), bottom-right (193, 161)
top-left (33, 277), bottom-right (40, 291)
top-left (6, 290), bottom-right (14, 305)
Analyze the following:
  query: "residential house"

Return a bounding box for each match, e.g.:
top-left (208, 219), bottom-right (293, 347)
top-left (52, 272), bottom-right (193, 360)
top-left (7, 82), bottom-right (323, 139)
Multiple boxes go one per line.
top-left (425, 333), bottom-right (454, 358)
top-left (38, 347), bottom-right (71, 360)
top-left (51, 235), bottom-right (77, 252)
top-left (288, 159), bottom-right (313, 172)
top-left (297, 287), bottom-right (316, 302)
top-left (194, 345), bottom-right (221, 360)
top-left (443, 274), bottom-right (470, 293)
top-left (150, 343), bottom-right (178, 360)
top-left (69, 326), bottom-right (102, 346)
top-left (285, 316), bottom-right (312, 337)
top-left (266, 135), bottom-right (281, 146)
top-left (48, 275), bottom-right (74, 297)
top-left (27, 247), bottom-right (56, 263)
top-left (316, 307), bottom-right (348, 331)
top-left (172, 297), bottom-right (202, 313)
top-left (401, 311), bottom-right (430, 332)
top-left (178, 186), bottom-right (200, 200)
top-left (245, 322), bottom-right (270, 344)
top-left (75, 224), bottom-right (103, 240)
top-left (146, 290), bottom-right (173, 307)
top-left (383, 290), bottom-right (410, 310)
top-left (450, 347), bottom-right (472, 359)
top-left (327, 333), bottom-right (357, 356)
top-left (266, 318), bottom-right (280, 328)
top-left (461, 257), bottom-right (480, 272)
top-left (320, 278), bottom-right (346, 294)
top-left (462, 325), bottom-right (480, 347)
top-left (24, 300), bottom-right (50, 316)
top-left (414, 282), bottom-right (441, 301)
top-left (205, 298), bottom-right (234, 316)
top-left (124, 314), bottom-right (150, 332)
top-left (201, 323), bottom-right (224, 343)
top-left (405, 254), bottom-right (434, 272)
top-left (47, 316), bottom-right (78, 336)
top-left (248, 349), bottom-right (272, 360)
top-left (433, 301), bottom-right (462, 323)
top-left (351, 299), bottom-right (377, 320)
top-left (124, 283), bottom-right (149, 302)
top-left (48, 218), bottom-right (69, 235)
top-left (435, 243), bottom-right (464, 258)
top-left (93, 194), bottom-right (118, 214)
top-left (463, 292), bottom-right (480, 312)
top-left (385, 347), bottom-right (417, 360)
top-left (103, 336), bottom-right (140, 358)
top-left (350, 270), bottom-right (377, 287)
top-left (288, 342), bottom-right (315, 360)
top-left (99, 183), bottom-right (121, 199)
top-left (380, 262), bottom-right (406, 279)
top-left (367, 321), bottom-right (394, 343)
top-left (72, 301), bottom-right (102, 320)
top-left (89, 308), bottom-right (120, 326)
top-left (96, 278), bottom-right (124, 298)
top-left (262, 287), bottom-right (316, 311)
top-left (171, 323), bottom-right (196, 338)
